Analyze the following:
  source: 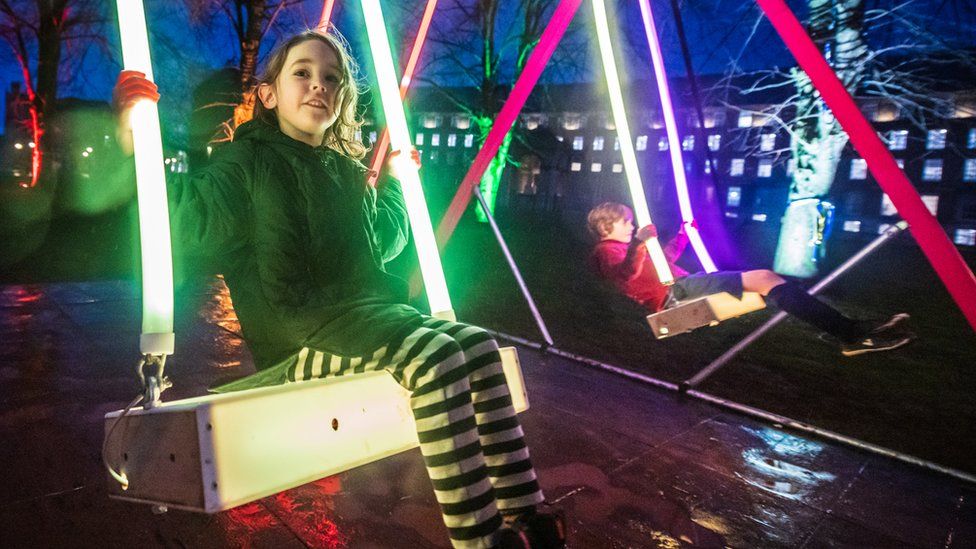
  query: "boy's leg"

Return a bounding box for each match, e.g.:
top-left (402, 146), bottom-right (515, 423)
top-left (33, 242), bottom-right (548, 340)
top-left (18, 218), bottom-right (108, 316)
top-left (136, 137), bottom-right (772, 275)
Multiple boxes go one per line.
top-left (418, 317), bottom-right (545, 517)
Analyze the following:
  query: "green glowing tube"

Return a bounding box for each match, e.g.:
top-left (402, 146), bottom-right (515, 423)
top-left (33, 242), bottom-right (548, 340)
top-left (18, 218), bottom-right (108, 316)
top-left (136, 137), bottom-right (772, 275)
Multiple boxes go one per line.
top-left (591, 0), bottom-right (674, 285)
top-left (116, 0), bottom-right (175, 354)
top-left (360, 0), bottom-right (455, 319)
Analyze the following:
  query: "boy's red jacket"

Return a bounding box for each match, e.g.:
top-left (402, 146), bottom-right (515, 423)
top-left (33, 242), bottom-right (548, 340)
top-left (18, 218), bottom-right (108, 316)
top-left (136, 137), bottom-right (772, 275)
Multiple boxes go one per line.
top-left (588, 234), bottom-right (689, 312)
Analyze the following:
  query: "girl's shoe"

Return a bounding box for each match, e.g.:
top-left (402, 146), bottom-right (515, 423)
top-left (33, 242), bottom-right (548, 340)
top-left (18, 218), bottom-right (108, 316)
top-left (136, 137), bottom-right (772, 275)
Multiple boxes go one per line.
top-left (500, 510), bottom-right (566, 548)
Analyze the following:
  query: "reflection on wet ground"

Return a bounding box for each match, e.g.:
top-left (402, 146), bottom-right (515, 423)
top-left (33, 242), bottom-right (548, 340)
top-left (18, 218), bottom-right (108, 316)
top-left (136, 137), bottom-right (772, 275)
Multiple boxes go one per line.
top-left (1, 279), bottom-right (973, 548)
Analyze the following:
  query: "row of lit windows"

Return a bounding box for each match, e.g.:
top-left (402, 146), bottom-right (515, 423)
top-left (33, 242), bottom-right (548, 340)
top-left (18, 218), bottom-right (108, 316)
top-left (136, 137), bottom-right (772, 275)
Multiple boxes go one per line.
top-left (886, 128), bottom-right (976, 151)
top-left (849, 157), bottom-right (976, 182)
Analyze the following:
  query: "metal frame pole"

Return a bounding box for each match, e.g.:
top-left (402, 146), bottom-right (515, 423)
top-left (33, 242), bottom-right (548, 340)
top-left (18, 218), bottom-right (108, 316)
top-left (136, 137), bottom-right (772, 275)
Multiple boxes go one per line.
top-left (681, 221), bottom-right (909, 391)
top-left (472, 186), bottom-right (554, 346)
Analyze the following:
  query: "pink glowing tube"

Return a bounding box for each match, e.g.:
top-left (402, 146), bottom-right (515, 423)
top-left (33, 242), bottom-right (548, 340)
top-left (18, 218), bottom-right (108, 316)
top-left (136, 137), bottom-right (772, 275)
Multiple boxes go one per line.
top-left (435, 0), bottom-right (582, 245)
top-left (638, 0), bottom-right (716, 273)
top-left (318, 0), bottom-right (337, 30)
top-left (367, 0), bottom-right (439, 185)
top-left (756, 0), bottom-right (976, 332)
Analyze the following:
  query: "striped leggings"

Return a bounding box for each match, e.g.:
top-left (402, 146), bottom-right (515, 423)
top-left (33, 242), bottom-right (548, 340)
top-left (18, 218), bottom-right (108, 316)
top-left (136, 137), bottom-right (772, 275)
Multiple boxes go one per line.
top-left (288, 316), bottom-right (545, 548)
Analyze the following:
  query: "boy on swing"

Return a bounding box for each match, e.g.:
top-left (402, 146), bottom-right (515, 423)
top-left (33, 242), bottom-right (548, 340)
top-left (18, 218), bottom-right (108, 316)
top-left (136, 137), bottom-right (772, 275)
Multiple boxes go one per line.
top-left (586, 202), bottom-right (913, 356)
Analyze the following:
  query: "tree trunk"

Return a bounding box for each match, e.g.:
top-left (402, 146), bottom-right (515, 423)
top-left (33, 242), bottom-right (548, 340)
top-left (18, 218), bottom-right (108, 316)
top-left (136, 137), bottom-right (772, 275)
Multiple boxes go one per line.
top-left (773, 0), bottom-right (866, 277)
top-left (23, 0), bottom-right (68, 187)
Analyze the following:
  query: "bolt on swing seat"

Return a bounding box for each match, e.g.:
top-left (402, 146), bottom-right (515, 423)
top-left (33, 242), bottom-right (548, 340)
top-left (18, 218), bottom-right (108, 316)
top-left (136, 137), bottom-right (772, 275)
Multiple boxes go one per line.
top-left (104, 347), bottom-right (529, 513)
top-left (646, 291), bottom-right (766, 339)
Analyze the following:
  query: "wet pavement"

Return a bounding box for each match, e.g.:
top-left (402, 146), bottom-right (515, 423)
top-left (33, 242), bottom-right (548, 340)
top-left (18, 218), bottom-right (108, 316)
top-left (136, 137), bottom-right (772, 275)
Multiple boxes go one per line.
top-left (1, 279), bottom-right (974, 548)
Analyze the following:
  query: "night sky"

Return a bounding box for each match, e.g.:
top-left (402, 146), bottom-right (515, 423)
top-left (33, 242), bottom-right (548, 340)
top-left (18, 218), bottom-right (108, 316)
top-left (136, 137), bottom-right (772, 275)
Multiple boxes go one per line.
top-left (1, 0), bottom-right (974, 141)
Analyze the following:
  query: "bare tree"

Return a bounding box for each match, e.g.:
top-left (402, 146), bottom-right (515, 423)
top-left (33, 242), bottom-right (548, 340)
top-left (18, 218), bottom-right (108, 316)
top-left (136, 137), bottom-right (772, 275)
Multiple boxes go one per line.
top-left (713, 0), bottom-right (976, 277)
top-left (184, 0), bottom-right (303, 133)
top-left (0, 0), bottom-right (106, 187)
top-left (417, 0), bottom-right (574, 220)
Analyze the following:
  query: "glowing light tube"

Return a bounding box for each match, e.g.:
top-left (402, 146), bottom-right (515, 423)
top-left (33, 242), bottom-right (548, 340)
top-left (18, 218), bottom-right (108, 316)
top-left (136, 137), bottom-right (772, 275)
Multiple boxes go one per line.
top-left (435, 0), bottom-right (582, 245)
top-left (756, 0), bottom-right (976, 333)
top-left (638, 0), bottom-right (716, 273)
top-left (360, 0), bottom-right (454, 320)
top-left (591, 0), bottom-right (674, 284)
top-left (116, 0), bottom-right (175, 355)
top-left (318, 0), bottom-right (336, 30)
top-left (367, 0), bottom-right (439, 184)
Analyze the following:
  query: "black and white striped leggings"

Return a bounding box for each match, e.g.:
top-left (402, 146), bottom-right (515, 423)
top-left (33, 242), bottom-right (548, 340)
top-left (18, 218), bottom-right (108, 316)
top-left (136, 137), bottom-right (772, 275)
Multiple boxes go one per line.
top-left (285, 316), bottom-right (545, 548)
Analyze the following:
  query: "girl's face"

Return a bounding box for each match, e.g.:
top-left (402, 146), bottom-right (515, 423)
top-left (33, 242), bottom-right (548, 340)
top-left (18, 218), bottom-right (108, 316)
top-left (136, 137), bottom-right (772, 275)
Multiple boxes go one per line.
top-left (258, 39), bottom-right (341, 147)
top-left (606, 214), bottom-right (635, 243)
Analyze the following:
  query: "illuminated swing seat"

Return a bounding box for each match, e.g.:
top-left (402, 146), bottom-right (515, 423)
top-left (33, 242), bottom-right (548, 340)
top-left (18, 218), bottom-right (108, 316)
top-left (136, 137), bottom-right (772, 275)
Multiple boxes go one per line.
top-left (646, 291), bottom-right (766, 339)
top-left (105, 347), bottom-right (529, 513)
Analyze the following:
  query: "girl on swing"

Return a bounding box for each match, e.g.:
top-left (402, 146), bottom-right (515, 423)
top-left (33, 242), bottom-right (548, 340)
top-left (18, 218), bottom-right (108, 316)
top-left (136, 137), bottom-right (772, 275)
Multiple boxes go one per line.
top-left (587, 202), bottom-right (913, 356)
top-left (114, 29), bottom-right (564, 549)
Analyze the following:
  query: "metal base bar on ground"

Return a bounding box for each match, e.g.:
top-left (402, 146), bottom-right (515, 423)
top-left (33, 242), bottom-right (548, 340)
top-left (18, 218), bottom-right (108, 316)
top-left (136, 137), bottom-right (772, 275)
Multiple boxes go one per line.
top-left (485, 330), bottom-right (976, 485)
top-left (682, 220), bottom-right (909, 391)
top-left (473, 186), bottom-right (554, 346)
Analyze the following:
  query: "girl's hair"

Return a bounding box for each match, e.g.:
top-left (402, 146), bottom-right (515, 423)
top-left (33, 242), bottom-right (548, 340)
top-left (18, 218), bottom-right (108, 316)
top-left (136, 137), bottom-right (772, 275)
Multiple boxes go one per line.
top-left (587, 202), bottom-right (631, 238)
top-left (253, 29), bottom-right (367, 159)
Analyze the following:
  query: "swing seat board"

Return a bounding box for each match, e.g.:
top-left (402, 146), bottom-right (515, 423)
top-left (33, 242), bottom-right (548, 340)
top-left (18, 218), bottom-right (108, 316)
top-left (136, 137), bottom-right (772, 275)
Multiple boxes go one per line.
top-left (104, 346), bottom-right (528, 513)
top-left (647, 292), bottom-right (766, 339)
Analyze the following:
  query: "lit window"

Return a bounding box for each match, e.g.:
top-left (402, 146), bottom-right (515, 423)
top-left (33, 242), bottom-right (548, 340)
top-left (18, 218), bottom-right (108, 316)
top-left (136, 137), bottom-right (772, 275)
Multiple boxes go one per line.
top-left (563, 114), bottom-right (582, 131)
top-left (431, 133), bottom-right (441, 147)
top-left (453, 115), bottom-right (471, 129)
top-left (843, 220), bottom-right (861, 232)
top-left (524, 115), bottom-right (540, 130)
top-left (955, 228), bottom-right (976, 246)
top-left (591, 163), bottom-right (602, 172)
top-left (572, 136), bottom-right (584, 151)
top-left (368, 131), bottom-right (377, 144)
top-left (636, 135), bottom-right (648, 151)
top-left (684, 160), bottom-right (694, 174)
top-left (658, 136), bottom-right (669, 151)
top-left (964, 159), bottom-right (976, 182)
top-left (415, 133), bottom-right (424, 146)
top-left (896, 159), bottom-right (905, 169)
top-left (593, 136), bottom-right (604, 151)
top-left (447, 134), bottom-right (457, 147)
top-left (760, 133), bottom-right (776, 152)
top-left (926, 129), bottom-right (947, 150)
top-left (730, 158), bottom-right (745, 176)
top-left (570, 162), bottom-right (582, 172)
top-left (613, 137), bottom-right (620, 151)
top-left (725, 211), bottom-right (739, 218)
top-left (707, 134), bottom-right (721, 151)
top-left (888, 129), bottom-right (908, 150)
top-left (704, 160), bottom-right (715, 174)
top-left (757, 159), bottom-right (773, 178)
top-left (920, 195), bottom-right (939, 216)
top-left (752, 213), bottom-right (768, 222)
top-left (737, 112), bottom-right (753, 128)
top-left (922, 159), bottom-right (943, 181)
top-left (849, 158), bottom-right (868, 180)
top-left (423, 114), bottom-right (441, 129)
top-left (464, 134), bottom-right (474, 148)
top-left (354, 130), bottom-right (362, 142)
top-left (878, 223), bottom-right (893, 234)
top-left (682, 135), bottom-right (695, 151)
top-left (968, 129), bottom-right (976, 149)
top-left (612, 163), bottom-right (623, 173)
top-left (726, 186), bottom-right (742, 207)
top-left (787, 159), bottom-right (796, 176)
top-left (880, 194), bottom-right (898, 216)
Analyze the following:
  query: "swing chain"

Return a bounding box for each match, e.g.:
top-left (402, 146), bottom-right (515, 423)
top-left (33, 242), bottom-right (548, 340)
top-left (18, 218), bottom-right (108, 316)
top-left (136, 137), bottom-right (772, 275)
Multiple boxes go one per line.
top-left (136, 353), bottom-right (171, 409)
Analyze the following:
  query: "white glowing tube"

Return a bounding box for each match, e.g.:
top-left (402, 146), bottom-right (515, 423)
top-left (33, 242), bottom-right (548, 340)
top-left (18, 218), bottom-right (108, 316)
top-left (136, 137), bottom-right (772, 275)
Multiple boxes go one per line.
top-left (116, 0), bottom-right (175, 354)
top-left (360, 0), bottom-right (455, 319)
top-left (591, 0), bottom-right (673, 284)
top-left (638, 0), bottom-right (717, 273)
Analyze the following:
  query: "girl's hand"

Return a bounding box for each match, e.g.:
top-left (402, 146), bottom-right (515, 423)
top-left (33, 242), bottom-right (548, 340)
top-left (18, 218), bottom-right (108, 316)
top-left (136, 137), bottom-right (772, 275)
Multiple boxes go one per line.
top-left (386, 148), bottom-right (422, 181)
top-left (113, 70), bottom-right (160, 156)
